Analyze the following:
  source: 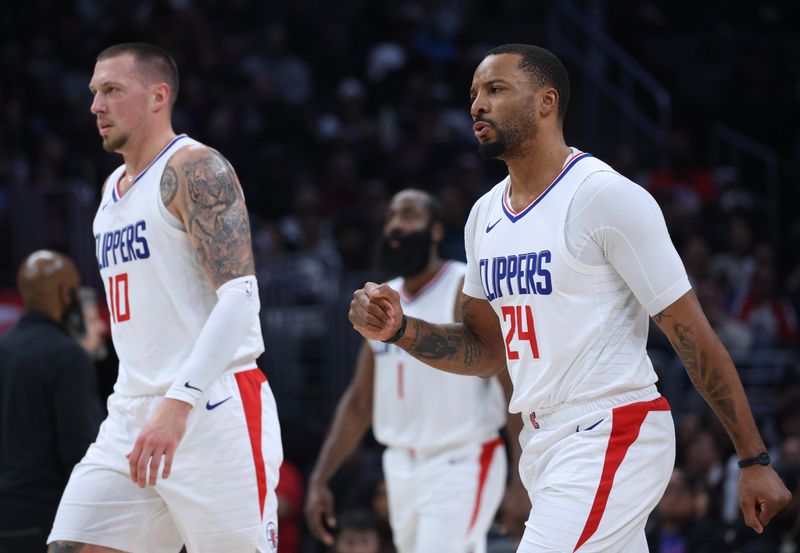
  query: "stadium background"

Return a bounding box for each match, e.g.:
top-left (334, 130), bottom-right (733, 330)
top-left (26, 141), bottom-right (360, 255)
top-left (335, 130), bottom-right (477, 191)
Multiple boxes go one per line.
top-left (1, 1), bottom-right (798, 551)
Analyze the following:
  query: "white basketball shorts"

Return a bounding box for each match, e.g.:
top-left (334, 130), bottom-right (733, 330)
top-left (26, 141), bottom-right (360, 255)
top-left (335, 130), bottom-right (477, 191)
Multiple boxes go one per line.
top-left (48, 368), bottom-right (282, 553)
top-left (516, 389), bottom-right (675, 553)
top-left (383, 436), bottom-right (507, 553)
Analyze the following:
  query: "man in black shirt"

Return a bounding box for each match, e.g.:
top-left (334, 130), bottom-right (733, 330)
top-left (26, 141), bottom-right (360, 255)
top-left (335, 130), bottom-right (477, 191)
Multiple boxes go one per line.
top-left (0, 251), bottom-right (103, 552)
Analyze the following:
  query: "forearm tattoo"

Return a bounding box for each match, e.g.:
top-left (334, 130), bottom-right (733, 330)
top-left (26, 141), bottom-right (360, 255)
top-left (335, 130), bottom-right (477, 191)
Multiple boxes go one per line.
top-left (407, 297), bottom-right (488, 367)
top-left (670, 322), bottom-right (738, 426)
top-left (178, 151), bottom-right (254, 284)
top-left (48, 542), bottom-right (87, 553)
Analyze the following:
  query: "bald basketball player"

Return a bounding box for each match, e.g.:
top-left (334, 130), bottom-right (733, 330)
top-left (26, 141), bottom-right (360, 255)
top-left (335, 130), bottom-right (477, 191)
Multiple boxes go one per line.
top-left (0, 251), bottom-right (103, 552)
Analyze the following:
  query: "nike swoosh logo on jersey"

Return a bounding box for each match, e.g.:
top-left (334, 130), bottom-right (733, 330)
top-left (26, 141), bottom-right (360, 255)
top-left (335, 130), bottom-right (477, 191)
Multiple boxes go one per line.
top-left (184, 381), bottom-right (203, 392)
top-left (206, 396), bottom-right (232, 410)
top-left (576, 419), bottom-right (605, 432)
top-left (486, 218), bottom-right (502, 233)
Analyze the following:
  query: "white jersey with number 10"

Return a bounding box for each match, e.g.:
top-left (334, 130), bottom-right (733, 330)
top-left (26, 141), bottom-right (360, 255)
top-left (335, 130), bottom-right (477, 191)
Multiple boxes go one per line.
top-left (92, 134), bottom-right (265, 397)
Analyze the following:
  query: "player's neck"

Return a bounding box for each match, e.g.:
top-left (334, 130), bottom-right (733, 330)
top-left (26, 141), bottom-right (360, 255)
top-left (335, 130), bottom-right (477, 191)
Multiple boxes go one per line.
top-left (120, 128), bottom-right (177, 189)
top-left (403, 257), bottom-right (445, 297)
top-left (505, 136), bottom-right (571, 212)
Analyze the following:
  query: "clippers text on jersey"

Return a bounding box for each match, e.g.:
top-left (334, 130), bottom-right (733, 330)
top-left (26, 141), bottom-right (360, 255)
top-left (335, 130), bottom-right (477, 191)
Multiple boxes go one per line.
top-left (479, 250), bottom-right (552, 301)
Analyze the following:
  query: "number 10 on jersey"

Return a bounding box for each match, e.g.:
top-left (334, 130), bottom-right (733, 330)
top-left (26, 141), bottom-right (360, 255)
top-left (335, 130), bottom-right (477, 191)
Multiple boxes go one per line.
top-left (108, 273), bottom-right (130, 323)
top-left (501, 305), bottom-right (539, 360)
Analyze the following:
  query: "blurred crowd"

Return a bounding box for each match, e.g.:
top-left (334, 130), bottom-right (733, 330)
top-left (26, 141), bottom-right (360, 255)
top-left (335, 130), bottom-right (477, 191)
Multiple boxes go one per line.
top-left (1, 1), bottom-right (799, 552)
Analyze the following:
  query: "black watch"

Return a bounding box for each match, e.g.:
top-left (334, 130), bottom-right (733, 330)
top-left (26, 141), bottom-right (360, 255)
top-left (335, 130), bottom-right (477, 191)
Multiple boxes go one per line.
top-left (382, 314), bottom-right (408, 344)
top-left (737, 452), bottom-right (770, 469)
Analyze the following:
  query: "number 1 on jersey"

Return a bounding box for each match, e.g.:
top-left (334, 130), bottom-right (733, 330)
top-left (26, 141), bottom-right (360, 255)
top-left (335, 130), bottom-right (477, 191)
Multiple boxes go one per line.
top-left (108, 273), bottom-right (130, 323)
top-left (501, 305), bottom-right (539, 360)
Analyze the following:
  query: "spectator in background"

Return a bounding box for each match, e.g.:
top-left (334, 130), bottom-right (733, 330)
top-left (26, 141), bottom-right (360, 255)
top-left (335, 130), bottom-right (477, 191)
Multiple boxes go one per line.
top-left (0, 251), bottom-right (102, 553)
top-left (696, 277), bottom-right (753, 357)
top-left (646, 468), bottom-right (725, 552)
top-left (732, 244), bottom-right (798, 348)
top-left (332, 510), bottom-right (383, 553)
top-left (711, 212), bottom-right (757, 298)
top-left (683, 430), bottom-right (727, 522)
top-left (276, 459), bottom-right (304, 553)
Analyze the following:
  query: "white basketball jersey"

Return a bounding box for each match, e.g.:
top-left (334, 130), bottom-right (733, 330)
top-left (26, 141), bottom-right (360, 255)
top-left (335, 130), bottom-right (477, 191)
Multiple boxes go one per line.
top-left (370, 261), bottom-right (506, 451)
top-left (93, 134), bottom-right (264, 397)
top-left (463, 151), bottom-right (674, 416)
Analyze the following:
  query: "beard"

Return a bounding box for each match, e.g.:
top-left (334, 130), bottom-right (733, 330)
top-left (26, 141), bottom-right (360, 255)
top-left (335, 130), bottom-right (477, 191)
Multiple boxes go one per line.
top-left (477, 107), bottom-right (538, 160)
top-left (102, 130), bottom-right (129, 152)
top-left (377, 227), bottom-right (433, 278)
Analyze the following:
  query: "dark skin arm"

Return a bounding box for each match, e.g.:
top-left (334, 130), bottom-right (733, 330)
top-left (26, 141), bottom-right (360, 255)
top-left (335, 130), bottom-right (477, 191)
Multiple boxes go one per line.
top-left (495, 367), bottom-right (530, 543)
top-left (349, 282), bottom-right (506, 378)
top-left (305, 342), bottom-right (375, 546)
top-left (653, 290), bottom-right (791, 533)
top-left (126, 145), bottom-right (256, 488)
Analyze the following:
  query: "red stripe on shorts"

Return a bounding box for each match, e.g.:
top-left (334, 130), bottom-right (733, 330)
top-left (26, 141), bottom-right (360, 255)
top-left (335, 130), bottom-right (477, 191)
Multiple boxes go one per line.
top-left (235, 368), bottom-right (268, 518)
top-left (467, 437), bottom-right (504, 533)
top-left (573, 396), bottom-right (670, 551)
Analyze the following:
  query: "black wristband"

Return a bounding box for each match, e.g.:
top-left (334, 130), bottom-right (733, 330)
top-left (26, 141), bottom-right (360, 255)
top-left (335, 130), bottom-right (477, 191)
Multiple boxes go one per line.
top-left (382, 314), bottom-right (407, 344)
top-left (737, 452), bottom-right (770, 468)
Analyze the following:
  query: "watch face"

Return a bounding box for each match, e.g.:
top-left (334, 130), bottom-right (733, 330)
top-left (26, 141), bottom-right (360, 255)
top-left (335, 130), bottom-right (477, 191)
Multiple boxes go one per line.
top-left (758, 453), bottom-right (771, 465)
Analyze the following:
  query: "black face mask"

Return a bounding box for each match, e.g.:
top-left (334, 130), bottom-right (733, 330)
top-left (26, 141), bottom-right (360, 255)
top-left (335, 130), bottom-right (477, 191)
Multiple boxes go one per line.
top-left (377, 227), bottom-right (433, 278)
top-left (62, 288), bottom-right (86, 338)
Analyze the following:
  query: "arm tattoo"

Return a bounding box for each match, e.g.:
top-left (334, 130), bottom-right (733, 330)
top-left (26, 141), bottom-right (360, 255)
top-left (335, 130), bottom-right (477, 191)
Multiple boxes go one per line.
top-left (652, 310), bottom-right (670, 324)
top-left (180, 151), bottom-right (254, 284)
top-left (408, 316), bottom-right (485, 367)
top-left (48, 542), bottom-right (88, 553)
top-left (160, 165), bottom-right (178, 207)
top-left (671, 322), bottom-right (738, 425)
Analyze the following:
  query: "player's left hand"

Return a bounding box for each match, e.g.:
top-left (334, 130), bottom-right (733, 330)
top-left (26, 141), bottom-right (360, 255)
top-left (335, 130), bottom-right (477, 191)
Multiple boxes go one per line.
top-left (738, 464), bottom-right (792, 533)
top-left (126, 398), bottom-right (192, 488)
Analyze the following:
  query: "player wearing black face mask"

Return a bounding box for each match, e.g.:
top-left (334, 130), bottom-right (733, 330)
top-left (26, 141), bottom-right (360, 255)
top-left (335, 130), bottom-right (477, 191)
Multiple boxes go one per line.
top-left (0, 251), bottom-right (102, 552)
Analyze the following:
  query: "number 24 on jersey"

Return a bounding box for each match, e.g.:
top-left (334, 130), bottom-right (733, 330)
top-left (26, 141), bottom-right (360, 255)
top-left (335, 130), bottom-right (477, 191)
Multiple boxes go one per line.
top-left (501, 305), bottom-right (539, 359)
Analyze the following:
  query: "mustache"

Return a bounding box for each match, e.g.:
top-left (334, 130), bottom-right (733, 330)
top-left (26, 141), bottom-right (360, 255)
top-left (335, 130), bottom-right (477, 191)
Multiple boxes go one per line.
top-left (473, 115), bottom-right (495, 126)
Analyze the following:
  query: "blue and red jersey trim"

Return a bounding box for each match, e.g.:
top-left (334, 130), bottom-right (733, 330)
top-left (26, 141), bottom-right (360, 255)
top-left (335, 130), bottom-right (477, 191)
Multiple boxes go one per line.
top-left (501, 151), bottom-right (592, 223)
top-left (112, 134), bottom-right (188, 202)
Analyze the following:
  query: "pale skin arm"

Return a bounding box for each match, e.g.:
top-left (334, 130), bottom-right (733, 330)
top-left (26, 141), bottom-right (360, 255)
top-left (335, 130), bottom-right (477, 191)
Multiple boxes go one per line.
top-left (653, 290), bottom-right (792, 533)
top-left (305, 342), bottom-right (375, 545)
top-left (349, 282), bottom-right (506, 378)
top-left (126, 145), bottom-right (256, 488)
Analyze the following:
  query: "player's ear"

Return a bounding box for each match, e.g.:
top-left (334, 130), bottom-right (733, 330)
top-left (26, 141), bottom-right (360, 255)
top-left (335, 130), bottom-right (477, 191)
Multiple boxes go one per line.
top-left (151, 82), bottom-right (170, 112)
top-left (540, 87), bottom-right (558, 119)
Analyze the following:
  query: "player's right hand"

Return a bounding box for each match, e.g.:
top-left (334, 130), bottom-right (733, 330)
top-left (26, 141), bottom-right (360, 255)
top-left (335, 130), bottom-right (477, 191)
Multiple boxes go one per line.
top-left (304, 480), bottom-right (337, 545)
top-left (349, 282), bottom-right (403, 342)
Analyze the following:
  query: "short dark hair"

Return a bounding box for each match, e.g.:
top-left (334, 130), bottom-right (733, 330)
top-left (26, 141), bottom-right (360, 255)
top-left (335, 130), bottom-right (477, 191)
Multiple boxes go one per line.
top-left (486, 43), bottom-right (570, 122)
top-left (423, 193), bottom-right (443, 226)
top-left (97, 43), bottom-right (179, 107)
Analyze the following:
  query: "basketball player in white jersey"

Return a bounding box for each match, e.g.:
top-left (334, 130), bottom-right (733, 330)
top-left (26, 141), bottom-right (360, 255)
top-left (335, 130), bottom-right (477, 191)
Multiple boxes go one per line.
top-left (47, 43), bottom-right (282, 553)
top-left (306, 190), bottom-right (528, 553)
top-left (350, 44), bottom-right (790, 552)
